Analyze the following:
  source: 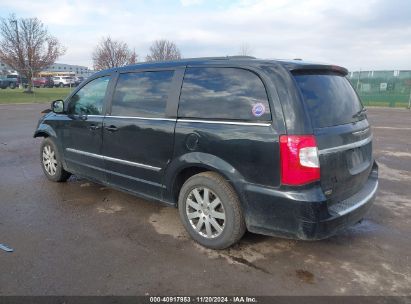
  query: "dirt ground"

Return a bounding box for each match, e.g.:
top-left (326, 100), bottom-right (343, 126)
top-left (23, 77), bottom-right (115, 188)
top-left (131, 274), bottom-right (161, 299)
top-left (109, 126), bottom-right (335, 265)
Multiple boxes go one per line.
top-left (0, 104), bottom-right (410, 296)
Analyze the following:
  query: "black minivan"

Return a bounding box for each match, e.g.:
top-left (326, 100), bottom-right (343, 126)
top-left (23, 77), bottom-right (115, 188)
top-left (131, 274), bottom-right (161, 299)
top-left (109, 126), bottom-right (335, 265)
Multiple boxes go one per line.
top-left (34, 57), bottom-right (378, 249)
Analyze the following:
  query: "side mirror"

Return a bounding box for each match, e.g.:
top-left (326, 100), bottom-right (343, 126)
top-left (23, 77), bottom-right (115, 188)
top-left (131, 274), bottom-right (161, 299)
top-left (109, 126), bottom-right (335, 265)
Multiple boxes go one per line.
top-left (51, 100), bottom-right (64, 114)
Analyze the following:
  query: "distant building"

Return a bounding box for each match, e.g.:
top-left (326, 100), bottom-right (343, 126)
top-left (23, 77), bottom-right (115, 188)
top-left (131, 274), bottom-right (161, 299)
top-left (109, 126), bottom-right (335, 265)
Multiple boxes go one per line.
top-left (0, 61), bottom-right (94, 77)
top-left (44, 63), bottom-right (93, 77)
top-left (0, 61), bottom-right (17, 75)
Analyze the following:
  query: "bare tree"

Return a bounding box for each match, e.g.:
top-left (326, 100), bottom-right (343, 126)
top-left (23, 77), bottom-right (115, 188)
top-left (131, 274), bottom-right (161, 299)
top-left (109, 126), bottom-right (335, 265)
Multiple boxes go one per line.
top-left (0, 15), bottom-right (65, 93)
top-left (146, 39), bottom-right (181, 62)
top-left (92, 37), bottom-right (137, 71)
top-left (238, 43), bottom-right (253, 56)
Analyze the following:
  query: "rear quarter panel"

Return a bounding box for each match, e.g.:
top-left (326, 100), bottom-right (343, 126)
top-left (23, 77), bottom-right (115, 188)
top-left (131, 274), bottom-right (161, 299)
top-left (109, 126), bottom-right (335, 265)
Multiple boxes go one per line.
top-left (168, 122), bottom-right (281, 197)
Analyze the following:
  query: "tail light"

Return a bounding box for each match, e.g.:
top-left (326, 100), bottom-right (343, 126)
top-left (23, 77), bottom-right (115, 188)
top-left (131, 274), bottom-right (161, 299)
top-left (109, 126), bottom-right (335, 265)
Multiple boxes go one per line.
top-left (279, 135), bottom-right (320, 185)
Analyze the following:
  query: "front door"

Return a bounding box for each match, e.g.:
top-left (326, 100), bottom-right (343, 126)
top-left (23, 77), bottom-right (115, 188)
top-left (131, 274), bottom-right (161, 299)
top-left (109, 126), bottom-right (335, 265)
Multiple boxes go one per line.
top-left (62, 75), bottom-right (111, 181)
top-left (101, 70), bottom-right (178, 199)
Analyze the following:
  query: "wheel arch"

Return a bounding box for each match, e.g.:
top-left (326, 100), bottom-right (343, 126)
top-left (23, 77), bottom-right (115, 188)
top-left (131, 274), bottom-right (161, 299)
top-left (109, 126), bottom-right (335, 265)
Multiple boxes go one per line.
top-left (164, 152), bottom-right (248, 208)
top-left (33, 124), bottom-right (57, 139)
top-left (34, 124), bottom-right (69, 171)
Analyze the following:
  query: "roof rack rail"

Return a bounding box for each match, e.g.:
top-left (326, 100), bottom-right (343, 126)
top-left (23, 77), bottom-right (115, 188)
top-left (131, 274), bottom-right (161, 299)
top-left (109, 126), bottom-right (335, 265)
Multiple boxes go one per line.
top-left (176, 56), bottom-right (226, 61)
top-left (171, 56), bottom-right (256, 61)
top-left (226, 56), bottom-right (256, 59)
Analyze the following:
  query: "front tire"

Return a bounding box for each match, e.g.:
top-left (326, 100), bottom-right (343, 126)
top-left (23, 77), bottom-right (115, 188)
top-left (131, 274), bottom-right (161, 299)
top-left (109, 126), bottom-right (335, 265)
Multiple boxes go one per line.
top-left (40, 138), bottom-right (71, 182)
top-left (178, 172), bottom-right (246, 249)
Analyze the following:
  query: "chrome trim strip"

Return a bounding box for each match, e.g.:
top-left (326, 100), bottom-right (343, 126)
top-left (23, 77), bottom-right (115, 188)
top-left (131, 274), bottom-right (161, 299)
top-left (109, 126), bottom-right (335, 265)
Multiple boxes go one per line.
top-left (86, 114), bottom-right (176, 121)
top-left (103, 155), bottom-right (161, 171)
top-left (352, 127), bottom-right (369, 136)
top-left (66, 148), bottom-right (104, 159)
top-left (107, 115), bottom-right (176, 121)
top-left (65, 158), bottom-right (165, 188)
top-left (318, 136), bottom-right (373, 155)
top-left (73, 115), bottom-right (270, 125)
top-left (177, 119), bottom-right (272, 127)
top-left (66, 148), bottom-right (161, 171)
top-left (335, 180), bottom-right (378, 216)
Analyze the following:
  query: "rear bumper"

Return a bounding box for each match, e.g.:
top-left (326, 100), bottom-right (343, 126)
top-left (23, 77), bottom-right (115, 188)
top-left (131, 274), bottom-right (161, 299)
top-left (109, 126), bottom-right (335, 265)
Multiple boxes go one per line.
top-left (243, 162), bottom-right (378, 240)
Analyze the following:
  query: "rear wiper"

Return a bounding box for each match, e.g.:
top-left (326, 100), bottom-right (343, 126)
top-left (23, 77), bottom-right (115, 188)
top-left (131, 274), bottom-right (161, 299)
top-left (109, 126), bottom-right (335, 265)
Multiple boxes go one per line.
top-left (352, 107), bottom-right (367, 119)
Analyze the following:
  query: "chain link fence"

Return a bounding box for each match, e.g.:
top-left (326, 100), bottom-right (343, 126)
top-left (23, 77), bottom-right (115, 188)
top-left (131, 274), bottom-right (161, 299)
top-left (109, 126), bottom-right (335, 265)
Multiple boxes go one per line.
top-left (348, 70), bottom-right (411, 108)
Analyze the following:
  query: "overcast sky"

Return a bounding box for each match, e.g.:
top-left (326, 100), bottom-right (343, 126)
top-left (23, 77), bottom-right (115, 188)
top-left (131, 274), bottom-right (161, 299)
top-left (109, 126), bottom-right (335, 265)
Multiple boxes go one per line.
top-left (1, 0), bottom-right (410, 71)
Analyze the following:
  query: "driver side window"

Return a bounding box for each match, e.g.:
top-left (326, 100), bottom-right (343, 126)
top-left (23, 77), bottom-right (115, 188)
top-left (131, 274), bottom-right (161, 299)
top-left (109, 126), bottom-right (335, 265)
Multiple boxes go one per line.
top-left (67, 76), bottom-right (110, 115)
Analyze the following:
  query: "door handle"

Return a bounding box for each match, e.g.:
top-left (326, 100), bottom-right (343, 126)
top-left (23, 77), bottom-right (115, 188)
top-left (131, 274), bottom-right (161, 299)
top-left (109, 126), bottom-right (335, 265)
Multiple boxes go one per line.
top-left (89, 124), bottom-right (100, 130)
top-left (105, 125), bottom-right (118, 132)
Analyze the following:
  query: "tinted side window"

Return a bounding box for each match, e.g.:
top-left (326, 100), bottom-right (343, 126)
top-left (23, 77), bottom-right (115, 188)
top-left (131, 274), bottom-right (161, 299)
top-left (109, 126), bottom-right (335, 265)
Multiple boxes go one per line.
top-left (178, 67), bottom-right (271, 121)
top-left (111, 71), bottom-right (174, 118)
top-left (67, 76), bottom-right (110, 115)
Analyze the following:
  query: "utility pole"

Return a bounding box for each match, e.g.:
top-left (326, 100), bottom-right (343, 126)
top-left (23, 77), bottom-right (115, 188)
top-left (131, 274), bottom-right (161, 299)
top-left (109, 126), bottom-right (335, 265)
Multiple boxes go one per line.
top-left (408, 88), bottom-right (411, 110)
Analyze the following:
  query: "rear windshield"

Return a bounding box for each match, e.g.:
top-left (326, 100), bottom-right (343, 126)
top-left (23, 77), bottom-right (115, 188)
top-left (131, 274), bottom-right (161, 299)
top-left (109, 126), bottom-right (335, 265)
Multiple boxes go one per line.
top-left (293, 72), bottom-right (363, 128)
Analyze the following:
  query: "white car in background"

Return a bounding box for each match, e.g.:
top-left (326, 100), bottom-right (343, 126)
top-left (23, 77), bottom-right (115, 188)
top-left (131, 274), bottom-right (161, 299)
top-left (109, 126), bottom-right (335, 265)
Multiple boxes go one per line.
top-left (52, 76), bottom-right (75, 87)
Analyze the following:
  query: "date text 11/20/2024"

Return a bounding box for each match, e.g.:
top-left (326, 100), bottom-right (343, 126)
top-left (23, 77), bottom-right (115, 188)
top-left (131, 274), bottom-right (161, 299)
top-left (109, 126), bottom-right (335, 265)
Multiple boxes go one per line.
top-left (149, 296), bottom-right (258, 303)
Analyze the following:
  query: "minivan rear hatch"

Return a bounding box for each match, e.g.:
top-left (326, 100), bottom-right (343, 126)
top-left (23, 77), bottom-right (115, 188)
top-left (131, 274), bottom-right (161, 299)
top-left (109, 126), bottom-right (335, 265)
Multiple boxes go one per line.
top-left (292, 70), bottom-right (373, 202)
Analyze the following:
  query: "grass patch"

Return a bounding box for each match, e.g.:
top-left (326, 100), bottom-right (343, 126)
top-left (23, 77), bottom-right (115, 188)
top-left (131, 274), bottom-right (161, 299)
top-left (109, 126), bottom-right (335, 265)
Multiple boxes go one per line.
top-left (0, 87), bottom-right (73, 104)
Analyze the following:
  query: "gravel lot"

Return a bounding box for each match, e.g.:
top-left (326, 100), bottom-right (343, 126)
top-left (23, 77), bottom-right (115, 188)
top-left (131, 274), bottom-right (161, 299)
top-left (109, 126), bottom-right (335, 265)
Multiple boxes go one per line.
top-left (0, 104), bottom-right (410, 296)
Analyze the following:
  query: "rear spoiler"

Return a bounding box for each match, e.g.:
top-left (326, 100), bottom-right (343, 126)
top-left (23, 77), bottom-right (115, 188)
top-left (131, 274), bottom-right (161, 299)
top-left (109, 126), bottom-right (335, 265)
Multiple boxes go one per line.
top-left (283, 63), bottom-right (348, 76)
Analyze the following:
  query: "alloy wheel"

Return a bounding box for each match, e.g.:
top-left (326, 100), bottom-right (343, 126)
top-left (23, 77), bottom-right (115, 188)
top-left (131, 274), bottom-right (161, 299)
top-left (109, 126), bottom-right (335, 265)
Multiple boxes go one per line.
top-left (185, 187), bottom-right (226, 238)
top-left (42, 145), bottom-right (57, 176)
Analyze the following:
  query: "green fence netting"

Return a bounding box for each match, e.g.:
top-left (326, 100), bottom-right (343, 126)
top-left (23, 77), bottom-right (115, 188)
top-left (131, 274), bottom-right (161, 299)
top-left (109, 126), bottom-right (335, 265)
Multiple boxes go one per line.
top-left (348, 70), bottom-right (411, 108)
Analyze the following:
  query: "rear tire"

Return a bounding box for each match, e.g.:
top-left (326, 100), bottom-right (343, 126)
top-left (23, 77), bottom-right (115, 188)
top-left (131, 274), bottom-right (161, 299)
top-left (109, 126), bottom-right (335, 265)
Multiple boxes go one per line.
top-left (178, 171), bottom-right (246, 249)
top-left (40, 138), bottom-right (71, 182)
